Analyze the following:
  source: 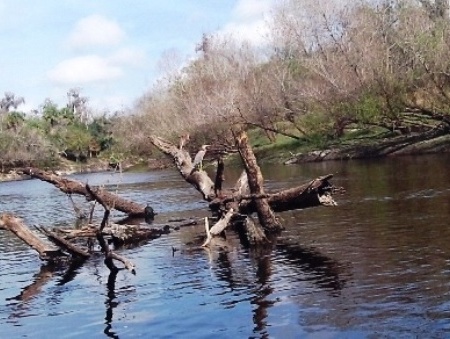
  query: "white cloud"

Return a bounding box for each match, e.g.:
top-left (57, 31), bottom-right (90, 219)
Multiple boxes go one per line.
top-left (48, 55), bottom-right (123, 85)
top-left (216, 0), bottom-right (275, 46)
top-left (109, 47), bottom-right (146, 67)
top-left (90, 94), bottom-right (130, 111)
top-left (219, 19), bottom-right (270, 46)
top-left (68, 14), bottom-right (126, 50)
top-left (233, 0), bottom-right (273, 20)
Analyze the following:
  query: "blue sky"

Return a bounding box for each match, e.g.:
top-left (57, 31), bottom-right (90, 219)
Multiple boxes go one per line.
top-left (0, 0), bottom-right (276, 114)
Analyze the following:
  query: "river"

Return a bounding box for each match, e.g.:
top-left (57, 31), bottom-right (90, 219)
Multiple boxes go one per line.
top-left (0, 154), bottom-right (449, 338)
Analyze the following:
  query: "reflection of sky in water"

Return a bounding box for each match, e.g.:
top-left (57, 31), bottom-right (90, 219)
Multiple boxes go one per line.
top-left (0, 169), bottom-right (208, 226)
top-left (1, 154), bottom-right (450, 338)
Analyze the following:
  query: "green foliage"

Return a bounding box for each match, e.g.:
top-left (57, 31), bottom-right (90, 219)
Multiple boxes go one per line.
top-left (61, 124), bottom-right (92, 153)
top-left (4, 111), bottom-right (25, 130)
top-left (42, 100), bottom-right (75, 129)
top-left (353, 94), bottom-right (383, 123)
top-left (88, 116), bottom-right (114, 151)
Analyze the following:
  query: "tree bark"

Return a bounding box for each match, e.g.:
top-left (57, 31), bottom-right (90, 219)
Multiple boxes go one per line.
top-left (149, 136), bottom-right (215, 200)
top-left (235, 130), bottom-right (283, 232)
top-left (0, 213), bottom-right (62, 260)
top-left (150, 133), bottom-right (337, 244)
top-left (20, 167), bottom-right (150, 217)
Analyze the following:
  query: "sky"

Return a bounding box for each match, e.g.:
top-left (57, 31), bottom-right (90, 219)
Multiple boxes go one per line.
top-left (0, 0), bottom-right (276, 114)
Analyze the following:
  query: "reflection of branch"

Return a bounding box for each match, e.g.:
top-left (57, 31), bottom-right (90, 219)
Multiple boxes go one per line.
top-left (104, 270), bottom-right (119, 339)
top-left (205, 239), bottom-right (346, 336)
top-left (277, 243), bottom-right (346, 291)
top-left (57, 258), bottom-right (86, 286)
top-left (250, 246), bottom-right (274, 335)
top-left (7, 264), bottom-right (55, 302)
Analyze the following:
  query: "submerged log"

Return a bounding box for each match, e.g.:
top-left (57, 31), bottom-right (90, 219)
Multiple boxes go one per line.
top-left (0, 211), bottom-right (137, 274)
top-left (20, 167), bottom-right (152, 217)
top-left (242, 216), bottom-right (269, 246)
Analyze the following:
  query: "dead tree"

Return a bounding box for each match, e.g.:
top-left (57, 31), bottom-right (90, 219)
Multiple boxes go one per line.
top-left (149, 136), bottom-right (215, 200)
top-left (235, 130), bottom-right (283, 233)
top-left (149, 132), bottom-right (337, 246)
top-left (0, 211), bottom-right (136, 273)
top-left (19, 167), bottom-right (154, 218)
top-left (0, 213), bottom-right (62, 260)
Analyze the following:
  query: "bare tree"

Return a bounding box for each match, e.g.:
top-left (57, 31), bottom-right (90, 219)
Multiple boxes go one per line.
top-left (67, 88), bottom-right (90, 125)
top-left (418, 0), bottom-right (449, 19)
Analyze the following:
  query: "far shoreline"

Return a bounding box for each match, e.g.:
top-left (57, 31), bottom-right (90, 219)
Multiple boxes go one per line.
top-left (2, 132), bottom-right (449, 183)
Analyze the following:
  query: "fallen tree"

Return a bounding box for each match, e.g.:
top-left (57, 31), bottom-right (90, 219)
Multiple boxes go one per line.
top-left (150, 130), bottom-right (338, 246)
top-left (19, 167), bottom-right (154, 218)
top-left (1, 132), bottom-right (339, 278)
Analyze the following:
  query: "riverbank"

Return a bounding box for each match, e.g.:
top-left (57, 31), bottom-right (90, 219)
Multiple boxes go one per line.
top-left (282, 131), bottom-right (450, 164)
top-left (0, 157), bottom-right (173, 183)
top-left (2, 131), bottom-right (449, 183)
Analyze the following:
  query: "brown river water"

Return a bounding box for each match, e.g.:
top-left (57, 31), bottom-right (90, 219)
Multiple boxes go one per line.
top-left (0, 153), bottom-right (449, 338)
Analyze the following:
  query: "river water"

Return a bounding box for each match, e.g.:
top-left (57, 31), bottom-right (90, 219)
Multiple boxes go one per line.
top-left (0, 154), bottom-right (449, 338)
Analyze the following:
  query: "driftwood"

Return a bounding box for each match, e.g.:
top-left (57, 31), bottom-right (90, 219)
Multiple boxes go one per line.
top-left (202, 209), bottom-right (235, 247)
top-left (19, 167), bottom-right (153, 218)
top-left (150, 131), bottom-right (337, 246)
top-left (220, 174), bottom-right (337, 214)
top-left (0, 211), bottom-right (137, 273)
top-left (36, 226), bottom-right (90, 258)
top-left (235, 130), bottom-right (283, 232)
top-left (149, 136), bottom-right (215, 200)
top-left (0, 213), bottom-right (62, 260)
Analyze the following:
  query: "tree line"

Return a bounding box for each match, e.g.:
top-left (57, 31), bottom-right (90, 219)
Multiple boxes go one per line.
top-left (126, 0), bottom-right (450, 149)
top-left (2, 0), bottom-right (450, 172)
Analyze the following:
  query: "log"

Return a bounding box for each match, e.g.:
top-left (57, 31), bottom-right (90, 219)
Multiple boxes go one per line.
top-left (149, 136), bottom-right (215, 200)
top-left (96, 209), bottom-right (136, 274)
top-left (202, 209), bottom-right (235, 247)
top-left (235, 130), bottom-right (283, 232)
top-left (209, 174), bottom-right (336, 213)
top-left (20, 167), bottom-right (151, 217)
top-left (35, 226), bottom-right (90, 258)
top-left (242, 216), bottom-right (269, 245)
top-left (0, 213), bottom-right (62, 260)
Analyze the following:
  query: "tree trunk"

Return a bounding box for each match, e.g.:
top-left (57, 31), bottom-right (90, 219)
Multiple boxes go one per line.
top-left (0, 213), bottom-right (62, 260)
top-left (235, 130), bottom-right (283, 233)
top-left (20, 167), bottom-right (151, 217)
top-left (149, 136), bottom-right (215, 200)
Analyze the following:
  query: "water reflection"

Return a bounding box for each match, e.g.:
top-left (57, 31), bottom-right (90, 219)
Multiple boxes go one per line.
top-left (249, 246), bottom-right (274, 337)
top-left (7, 264), bottom-right (55, 303)
top-left (104, 271), bottom-right (119, 339)
top-left (203, 236), bottom-right (346, 337)
top-left (276, 243), bottom-right (346, 293)
top-left (1, 154), bottom-right (450, 337)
